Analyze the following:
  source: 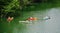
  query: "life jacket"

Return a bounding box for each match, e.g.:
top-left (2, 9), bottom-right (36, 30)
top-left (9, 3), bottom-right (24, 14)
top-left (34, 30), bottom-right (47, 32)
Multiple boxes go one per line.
top-left (28, 17), bottom-right (37, 21)
top-left (7, 17), bottom-right (13, 22)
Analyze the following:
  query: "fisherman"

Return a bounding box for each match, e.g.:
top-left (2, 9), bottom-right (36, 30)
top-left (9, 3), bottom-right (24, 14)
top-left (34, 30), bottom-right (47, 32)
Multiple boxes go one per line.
top-left (7, 17), bottom-right (14, 23)
top-left (27, 17), bottom-right (37, 21)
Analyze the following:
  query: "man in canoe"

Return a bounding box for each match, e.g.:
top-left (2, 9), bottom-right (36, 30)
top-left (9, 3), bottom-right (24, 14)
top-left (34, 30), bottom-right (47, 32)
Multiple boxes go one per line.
top-left (27, 17), bottom-right (38, 21)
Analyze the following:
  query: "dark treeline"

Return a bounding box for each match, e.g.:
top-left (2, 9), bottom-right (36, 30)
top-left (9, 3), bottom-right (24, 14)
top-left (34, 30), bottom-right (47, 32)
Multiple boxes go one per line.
top-left (0, 0), bottom-right (60, 18)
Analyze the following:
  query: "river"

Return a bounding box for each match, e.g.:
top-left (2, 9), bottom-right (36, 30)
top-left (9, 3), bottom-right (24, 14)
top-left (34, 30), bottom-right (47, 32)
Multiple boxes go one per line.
top-left (7, 7), bottom-right (60, 33)
top-left (21, 8), bottom-right (60, 33)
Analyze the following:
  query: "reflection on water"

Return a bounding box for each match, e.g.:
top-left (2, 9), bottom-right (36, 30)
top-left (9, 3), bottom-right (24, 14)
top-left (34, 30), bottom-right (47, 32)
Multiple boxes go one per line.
top-left (12, 8), bottom-right (60, 33)
top-left (44, 8), bottom-right (60, 33)
top-left (24, 8), bottom-right (60, 33)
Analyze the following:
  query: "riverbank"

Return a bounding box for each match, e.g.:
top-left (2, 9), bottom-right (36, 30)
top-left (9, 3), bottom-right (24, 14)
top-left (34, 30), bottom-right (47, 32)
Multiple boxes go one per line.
top-left (0, 2), bottom-right (60, 33)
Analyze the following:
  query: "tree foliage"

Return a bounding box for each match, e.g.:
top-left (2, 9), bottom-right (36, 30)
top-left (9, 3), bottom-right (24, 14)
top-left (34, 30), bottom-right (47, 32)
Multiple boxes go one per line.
top-left (0, 0), bottom-right (60, 18)
top-left (0, 0), bottom-right (20, 17)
